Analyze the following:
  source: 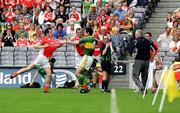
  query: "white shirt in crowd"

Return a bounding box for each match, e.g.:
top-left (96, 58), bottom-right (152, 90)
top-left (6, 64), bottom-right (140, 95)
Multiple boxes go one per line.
top-left (157, 33), bottom-right (173, 48)
top-left (169, 40), bottom-right (180, 52)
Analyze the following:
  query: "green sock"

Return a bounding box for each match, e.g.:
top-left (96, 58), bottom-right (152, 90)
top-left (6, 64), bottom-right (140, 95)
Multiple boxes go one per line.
top-left (78, 74), bottom-right (86, 85)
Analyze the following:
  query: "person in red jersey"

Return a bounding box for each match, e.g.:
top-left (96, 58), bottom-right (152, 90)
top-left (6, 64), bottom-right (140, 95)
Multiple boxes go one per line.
top-left (20, 0), bottom-right (33, 9)
top-left (65, 28), bottom-right (84, 68)
top-left (145, 32), bottom-right (162, 93)
top-left (29, 33), bottom-right (39, 46)
top-left (16, 32), bottom-right (28, 46)
top-left (10, 28), bottom-right (64, 93)
top-left (4, 0), bottom-right (19, 8)
top-left (3, 5), bottom-right (16, 22)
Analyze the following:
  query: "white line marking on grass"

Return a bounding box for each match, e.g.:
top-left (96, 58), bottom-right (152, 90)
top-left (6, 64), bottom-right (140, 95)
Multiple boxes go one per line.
top-left (111, 89), bottom-right (119, 113)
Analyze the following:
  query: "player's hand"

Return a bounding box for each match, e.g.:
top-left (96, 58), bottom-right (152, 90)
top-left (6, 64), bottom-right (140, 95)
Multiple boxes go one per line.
top-left (44, 43), bottom-right (49, 48)
top-left (106, 43), bottom-right (110, 47)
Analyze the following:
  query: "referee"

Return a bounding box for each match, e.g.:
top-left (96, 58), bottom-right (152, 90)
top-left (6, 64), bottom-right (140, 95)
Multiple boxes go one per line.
top-left (129, 29), bottom-right (156, 94)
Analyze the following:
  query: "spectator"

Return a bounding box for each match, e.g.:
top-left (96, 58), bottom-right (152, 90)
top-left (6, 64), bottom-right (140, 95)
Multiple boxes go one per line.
top-left (28, 24), bottom-right (36, 41)
top-left (114, 2), bottom-right (127, 21)
top-left (171, 20), bottom-right (179, 37)
top-left (114, 13), bottom-right (121, 27)
top-left (29, 33), bottom-right (39, 46)
top-left (21, 0), bottom-right (34, 14)
top-left (15, 22), bottom-right (28, 38)
top-left (14, 8), bottom-right (20, 21)
top-left (96, 0), bottom-right (104, 11)
top-left (49, 0), bottom-right (60, 10)
top-left (43, 6), bottom-right (55, 23)
top-left (16, 32), bottom-right (28, 46)
top-left (24, 16), bottom-right (30, 31)
top-left (4, 0), bottom-right (19, 8)
top-left (3, 5), bottom-right (16, 23)
top-left (87, 4), bottom-right (98, 23)
top-left (3, 23), bottom-right (15, 38)
top-left (32, 9), bottom-right (40, 25)
top-left (104, 3), bottom-right (112, 16)
top-left (66, 21), bottom-right (77, 40)
top-left (169, 29), bottom-right (180, 53)
top-left (99, 26), bottom-right (109, 41)
top-left (59, 0), bottom-right (70, 13)
top-left (97, 8), bottom-right (109, 23)
top-left (110, 27), bottom-right (124, 59)
top-left (92, 20), bottom-right (100, 38)
top-left (83, 0), bottom-right (94, 14)
top-left (35, 24), bottom-right (42, 38)
top-left (55, 5), bottom-right (69, 23)
top-left (21, 7), bottom-right (31, 19)
top-left (18, 13), bottom-right (24, 23)
top-left (99, 15), bottom-right (108, 28)
top-left (166, 12), bottom-right (173, 28)
top-left (107, 13), bottom-right (115, 23)
top-left (12, 20), bottom-right (20, 32)
top-left (86, 4), bottom-right (99, 27)
top-left (107, 19), bottom-right (116, 34)
top-left (108, 0), bottom-right (115, 12)
top-left (53, 23), bottom-right (67, 40)
top-left (157, 27), bottom-right (173, 48)
top-left (2, 29), bottom-right (16, 47)
top-left (122, 1), bottom-right (130, 12)
top-left (120, 13), bottom-right (133, 34)
top-left (69, 6), bottom-right (81, 22)
top-left (129, 11), bottom-right (139, 30)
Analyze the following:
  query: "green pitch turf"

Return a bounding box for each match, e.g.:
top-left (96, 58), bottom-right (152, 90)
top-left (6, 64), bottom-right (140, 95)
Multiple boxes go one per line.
top-left (0, 88), bottom-right (179, 113)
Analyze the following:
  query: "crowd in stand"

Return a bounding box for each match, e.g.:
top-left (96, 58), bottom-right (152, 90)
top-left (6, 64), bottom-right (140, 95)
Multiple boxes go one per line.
top-left (0, 0), bottom-right (158, 60)
top-left (160, 9), bottom-right (180, 53)
top-left (0, 0), bottom-right (179, 60)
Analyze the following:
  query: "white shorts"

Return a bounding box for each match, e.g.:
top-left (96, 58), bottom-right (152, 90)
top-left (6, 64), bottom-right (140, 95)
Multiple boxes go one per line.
top-left (33, 55), bottom-right (50, 68)
top-left (75, 54), bottom-right (83, 69)
top-left (80, 55), bottom-right (94, 70)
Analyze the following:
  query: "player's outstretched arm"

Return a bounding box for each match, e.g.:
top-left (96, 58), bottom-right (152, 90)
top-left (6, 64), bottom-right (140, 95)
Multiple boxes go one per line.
top-left (34, 42), bottom-right (49, 49)
top-left (65, 40), bottom-right (79, 45)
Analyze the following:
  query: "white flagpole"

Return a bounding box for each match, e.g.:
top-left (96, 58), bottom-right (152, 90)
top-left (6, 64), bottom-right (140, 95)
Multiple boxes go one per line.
top-left (152, 66), bottom-right (167, 106)
top-left (159, 65), bottom-right (172, 112)
top-left (143, 66), bottom-right (153, 98)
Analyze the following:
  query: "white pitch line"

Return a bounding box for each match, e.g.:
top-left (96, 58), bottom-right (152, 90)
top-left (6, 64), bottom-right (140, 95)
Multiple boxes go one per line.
top-left (111, 89), bottom-right (119, 113)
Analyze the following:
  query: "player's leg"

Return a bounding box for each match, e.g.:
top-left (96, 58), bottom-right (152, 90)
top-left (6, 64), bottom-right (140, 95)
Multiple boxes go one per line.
top-left (10, 63), bottom-right (35, 79)
top-left (43, 67), bottom-right (52, 93)
top-left (76, 55), bottom-right (93, 93)
top-left (152, 69), bottom-right (158, 93)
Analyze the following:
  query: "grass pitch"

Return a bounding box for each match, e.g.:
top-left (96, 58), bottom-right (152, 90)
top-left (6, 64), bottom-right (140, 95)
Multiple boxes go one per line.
top-left (0, 88), bottom-right (179, 113)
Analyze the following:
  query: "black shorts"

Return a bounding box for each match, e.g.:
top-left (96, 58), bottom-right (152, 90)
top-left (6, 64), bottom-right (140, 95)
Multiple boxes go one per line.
top-left (101, 61), bottom-right (112, 74)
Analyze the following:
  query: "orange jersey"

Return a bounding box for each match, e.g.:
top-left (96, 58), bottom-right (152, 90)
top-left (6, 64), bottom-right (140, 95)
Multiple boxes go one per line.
top-left (40, 37), bottom-right (62, 58)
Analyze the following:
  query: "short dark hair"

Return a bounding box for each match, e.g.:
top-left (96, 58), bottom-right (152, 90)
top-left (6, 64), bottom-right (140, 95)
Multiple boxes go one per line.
top-left (76, 28), bottom-right (82, 33)
top-left (44, 28), bottom-right (52, 35)
top-left (56, 23), bottom-right (63, 29)
top-left (145, 32), bottom-right (152, 37)
top-left (85, 27), bottom-right (93, 36)
top-left (165, 26), bottom-right (171, 30)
